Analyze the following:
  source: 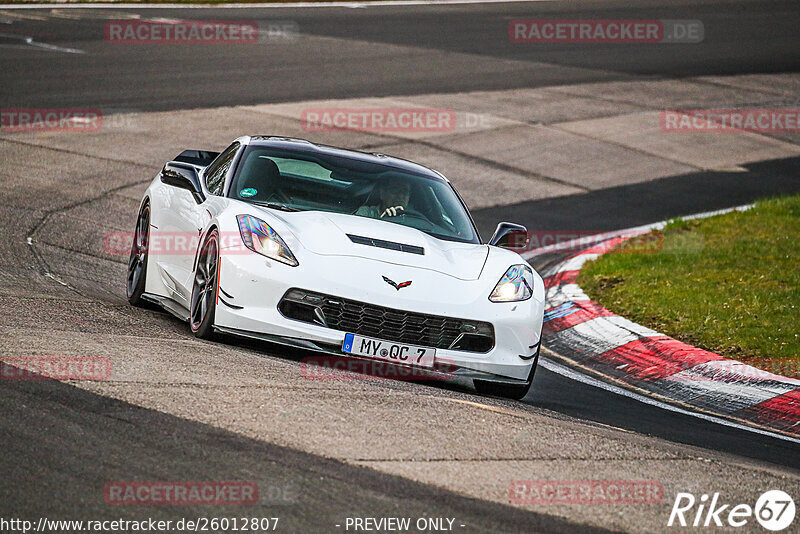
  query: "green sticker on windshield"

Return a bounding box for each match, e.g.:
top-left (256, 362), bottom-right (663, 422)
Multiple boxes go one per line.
top-left (240, 188), bottom-right (257, 198)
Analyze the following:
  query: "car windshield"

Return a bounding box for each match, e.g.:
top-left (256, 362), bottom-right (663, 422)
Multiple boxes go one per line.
top-left (228, 146), bottom-right (479, 243)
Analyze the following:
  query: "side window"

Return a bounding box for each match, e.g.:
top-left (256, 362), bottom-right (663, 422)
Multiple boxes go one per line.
top-left (204, 143), bottom-right (240, 196)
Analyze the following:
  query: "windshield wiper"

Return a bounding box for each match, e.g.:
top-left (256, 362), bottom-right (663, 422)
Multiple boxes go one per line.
top-left (252, 201), bottom-right (301, 212)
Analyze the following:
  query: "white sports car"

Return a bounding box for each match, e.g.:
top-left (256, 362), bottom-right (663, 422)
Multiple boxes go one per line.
top-left (127, 136), bottom-right (545, 399)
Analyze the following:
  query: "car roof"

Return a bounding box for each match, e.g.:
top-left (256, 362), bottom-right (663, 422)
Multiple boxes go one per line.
top-left (245, 136), bottom-right (448, 182)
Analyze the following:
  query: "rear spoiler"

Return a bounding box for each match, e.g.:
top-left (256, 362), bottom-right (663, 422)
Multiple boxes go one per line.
top-left (172, 149), bottom-right (220, 167)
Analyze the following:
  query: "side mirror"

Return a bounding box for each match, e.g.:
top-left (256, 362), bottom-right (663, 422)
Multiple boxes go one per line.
top-left (488, 222), bottom-right (528, 250)
top-left (160, 162), bottom-right (206, 204)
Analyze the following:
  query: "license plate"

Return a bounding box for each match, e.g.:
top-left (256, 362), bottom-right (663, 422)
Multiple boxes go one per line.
top-left (342, 333), bottom-right (435, 368)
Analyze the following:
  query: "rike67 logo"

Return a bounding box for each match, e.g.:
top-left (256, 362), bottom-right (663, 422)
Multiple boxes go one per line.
top-left (668, 490), bottom-right (795, 531)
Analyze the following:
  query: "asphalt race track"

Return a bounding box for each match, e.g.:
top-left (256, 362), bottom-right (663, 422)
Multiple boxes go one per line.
top-left (1, 0), bottom-right (800, 532)
top-left (1, 0), bottom-right (799, 110)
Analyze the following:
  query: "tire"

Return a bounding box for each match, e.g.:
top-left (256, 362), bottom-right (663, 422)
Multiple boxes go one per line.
top-left (474, 344), bottom-right (540, 400)
top-left (190, 229), bottom-right (219, 340)
top-left (126, 203), bottom-right (150, 307)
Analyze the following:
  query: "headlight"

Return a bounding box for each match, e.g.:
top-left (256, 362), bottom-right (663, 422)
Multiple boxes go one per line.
top-left (489, 264), bottom-right (533, 302)
top-left (237, 214), bottom-right (298, 266)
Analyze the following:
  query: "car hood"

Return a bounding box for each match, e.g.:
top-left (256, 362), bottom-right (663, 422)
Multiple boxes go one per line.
top-left (264, 209), bottom-right (489, 281)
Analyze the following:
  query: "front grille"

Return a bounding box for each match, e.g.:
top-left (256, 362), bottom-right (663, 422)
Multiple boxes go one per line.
top-left (278, 288), bottom-right (494, 353)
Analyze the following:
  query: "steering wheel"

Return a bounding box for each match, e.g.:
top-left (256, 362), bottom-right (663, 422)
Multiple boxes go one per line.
top-left (390, 207), bottom-right (438, 231)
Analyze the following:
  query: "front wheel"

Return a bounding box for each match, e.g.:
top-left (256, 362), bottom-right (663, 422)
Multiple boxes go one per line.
top-left (474, 344), bottom-right (540, 400)
top-left (190, 229), bottom-right (219, 340)
top-left (126, 203), bottom-right (150, 307)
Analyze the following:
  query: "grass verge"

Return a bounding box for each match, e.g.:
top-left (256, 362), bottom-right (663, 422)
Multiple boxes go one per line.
top-left (578, 194), bottom-right (800, 378)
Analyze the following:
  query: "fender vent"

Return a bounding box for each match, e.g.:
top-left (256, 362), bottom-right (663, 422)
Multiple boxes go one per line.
top-left (347, 234), bottom-right (424, 255)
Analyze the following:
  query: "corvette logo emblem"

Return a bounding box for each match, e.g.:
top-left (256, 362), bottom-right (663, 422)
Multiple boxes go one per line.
top-left (382, 276), bottom-right (412, 290)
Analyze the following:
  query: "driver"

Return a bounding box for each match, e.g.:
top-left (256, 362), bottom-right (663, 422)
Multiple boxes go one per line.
top-left (356, 180), bottom-right (411, 219)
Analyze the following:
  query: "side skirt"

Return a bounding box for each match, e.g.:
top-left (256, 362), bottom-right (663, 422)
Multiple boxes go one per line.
top-left (141, 292), bottom-right (190, 323)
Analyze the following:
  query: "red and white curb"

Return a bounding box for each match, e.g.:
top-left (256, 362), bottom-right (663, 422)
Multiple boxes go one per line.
top-left (524, 207), bottom-right (800, 439)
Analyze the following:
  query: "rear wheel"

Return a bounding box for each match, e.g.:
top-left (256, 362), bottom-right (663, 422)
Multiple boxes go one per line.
top-left (126, 203), bottom-right (150, 306)
top-left (474, 345), bottom-right (540, 400)
top-left (190, 230), bottom-right (219, 340)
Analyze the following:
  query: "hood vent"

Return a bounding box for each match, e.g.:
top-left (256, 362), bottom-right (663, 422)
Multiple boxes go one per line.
top-left (347, 234), bottom-right (425, 255)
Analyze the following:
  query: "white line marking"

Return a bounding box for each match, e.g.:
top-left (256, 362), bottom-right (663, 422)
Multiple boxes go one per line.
top-left (44, 272), bottom-right (70, 287)
top-left (539, 357), bottom-right (800, 445)
top-left (0, 9), bottom-right (49, 20)
top-left (27, 40), bottom-right (85, 54)
top-left (0, 32), bottom-right (84, 53)
top-left (440, 397), bottom-right (527, 418)
top-left (0, 0), bottom-right (560, 10)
